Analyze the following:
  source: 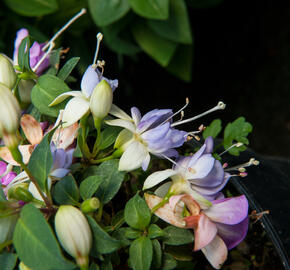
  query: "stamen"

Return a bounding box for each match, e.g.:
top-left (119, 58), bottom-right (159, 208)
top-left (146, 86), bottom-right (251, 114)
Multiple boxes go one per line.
top-left (92, 33), bottom-right (104, 68)
top-left (42, 8), bottom-right (87, 51)
top-left (161, 154), bottom-right (179, 166)
top-left (33, 42), bottom-right (55, 72)
top-left (219, 142), bottom-right (243, 156)
top-left (225, 158), bottom-right (259, 172)
top-left (161, 98), bottom-right (189, 125)
top-left (171, 101), bottom-right (226, 127)
top-left (223, 163), bottom-right (228, 168)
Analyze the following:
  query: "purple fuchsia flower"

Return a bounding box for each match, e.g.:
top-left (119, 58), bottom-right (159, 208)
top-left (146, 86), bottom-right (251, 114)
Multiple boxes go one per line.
top-left (145, 193), bottom-right (249, 269)
top-left (143, 136), bottom-right (229, 208)
top-left (13, 28), bottom-right (50, 75)
top-left (106, 105), bottom-right (187, 171)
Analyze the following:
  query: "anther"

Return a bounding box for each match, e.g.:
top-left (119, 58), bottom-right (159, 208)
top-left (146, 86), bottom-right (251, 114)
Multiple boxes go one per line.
top-left (171, 101), bottom-right (226, 127)
top-left (92, 32), bottom-right (104, 68)
top-left (223, 163), bottom-right (228, 169)
top-left (42, 8), bottom-right (86, 51)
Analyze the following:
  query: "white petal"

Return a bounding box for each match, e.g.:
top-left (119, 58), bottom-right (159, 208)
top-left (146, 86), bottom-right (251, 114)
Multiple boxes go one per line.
top-left (109, 104), bottom-right (132, 120)
top-left (114, 129), bottom-right (133, 150)
top-left (62, 97), bottom-right (90, 127)
top-left (143, 169), bottom-right (177, 190)
top-left (106, 119), bottom-right (136, 133)
top-left (49, 91), bottom-right (84, 106)
top-left (186, 154), bottom-right (215, 180)
top-left (119, 141), bottom-right (148, 171)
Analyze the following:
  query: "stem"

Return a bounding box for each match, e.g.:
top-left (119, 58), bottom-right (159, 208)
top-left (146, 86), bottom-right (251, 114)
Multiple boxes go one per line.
top-left (0, 240), bottom-right (13, 252)
top-left (96, 202), bottom-right (103, 222)
top-left (90, 149), bottom-right (122, 164)
top-left (92, 117), bottom-right (102, 156)
top-left (79, 115), bottom-right (92, 159)
top-left (151, 190), bottom-right (174, 213)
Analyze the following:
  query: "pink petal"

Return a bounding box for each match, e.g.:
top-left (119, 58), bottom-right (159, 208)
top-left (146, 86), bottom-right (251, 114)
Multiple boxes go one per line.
top-left (20, 114), bottom-right (43, 145)
top-left (0, 161), bottom-right (7, 175)
top-left (144, 193), bottom-right (186, 228)
top-left (52, 122), bottom-right (79, 149)
top-left (185, 213), bottom-right (217, 251)
top-left (201, 235), bottom-right (228, 269)
top-left (0, 147), bottom-right (19, 166)
top-left (1, 172), bottom-right (17, 185)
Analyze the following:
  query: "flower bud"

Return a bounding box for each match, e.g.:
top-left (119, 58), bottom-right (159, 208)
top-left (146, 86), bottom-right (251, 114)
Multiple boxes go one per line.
top-left (8, 185), bottom-right (34, 202)
top-left (81, 197), bottom-right (100, 213)
top-left (55, 205), bottom-right (92, 267)
top-left (0, 54), bottom-right (17, 89)
top-left (0, 83), bottom-right (21, 135)
top-left (89, 80), bottom-right (113, 120)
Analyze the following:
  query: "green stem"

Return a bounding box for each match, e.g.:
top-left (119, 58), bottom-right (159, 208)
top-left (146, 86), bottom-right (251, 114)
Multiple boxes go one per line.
top-left (90, 149), bottom-right (122, 164)
top-left (151, 190), bottom-right (174, 213)
top-left (0, 240), bottom-right (13, 252)
top-left (79, 115), bottom-right (92, 159)
top-left (92, 117), bottom-right (102, 156)
top-left (96, 202), bottom-right (103, 222)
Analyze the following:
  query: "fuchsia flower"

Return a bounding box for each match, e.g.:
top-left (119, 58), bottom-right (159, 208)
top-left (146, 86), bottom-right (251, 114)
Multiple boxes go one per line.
top-left (13, 28), bottom-right (50, 75)
top-left (145, 193), bottom-right (249, 269)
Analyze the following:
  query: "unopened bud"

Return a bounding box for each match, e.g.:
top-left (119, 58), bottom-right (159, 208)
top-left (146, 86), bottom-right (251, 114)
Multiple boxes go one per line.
top-left (0, 54), bottom-right (17, 89)
top-left (55, 205), bottom-right (92, 268)
top-left (90, 80), bottom-right (113, 120)
top-left (81, 197), bottom-right (100, 213)
top-left (0, 83), bottom-right (21, 135)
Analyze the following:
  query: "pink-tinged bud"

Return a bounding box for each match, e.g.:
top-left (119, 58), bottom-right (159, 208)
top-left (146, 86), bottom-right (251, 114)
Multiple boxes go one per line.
top-left (55, 205), bottom-right (92, 268)
top-left (0, 54), bottom-right (17, 89)
top-left (90, 80), bottom-right (113, 120)
top-left (0, 83), bottom-right (21, 136)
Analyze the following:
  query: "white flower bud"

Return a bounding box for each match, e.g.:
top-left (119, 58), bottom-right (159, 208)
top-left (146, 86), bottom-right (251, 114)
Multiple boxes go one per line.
top-left (55, 205), bottom-right (92, 267)
top-left (0, 54), bottom-right (17, 89)
top-left (0, 83), bottom-right (21, 135)
top-left (89, 80), bottom-right (113, 120)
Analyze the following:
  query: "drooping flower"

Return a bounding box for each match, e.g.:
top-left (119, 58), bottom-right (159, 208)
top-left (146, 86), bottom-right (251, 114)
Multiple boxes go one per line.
top-left (106, 105), bottom-right (187, 171)
top-left (13, 28), bottom-right (50, 75)
top-left (145, 193), bottom-right (249, 269)
top-left (49, 66), bottom-right (118, 127)
top-left (143, 136), bottom-right (229, 206)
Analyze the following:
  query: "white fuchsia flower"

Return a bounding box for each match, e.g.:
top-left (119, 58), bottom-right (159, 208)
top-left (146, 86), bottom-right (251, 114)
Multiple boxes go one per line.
top-left (106, 105), bottom-right (187, 171)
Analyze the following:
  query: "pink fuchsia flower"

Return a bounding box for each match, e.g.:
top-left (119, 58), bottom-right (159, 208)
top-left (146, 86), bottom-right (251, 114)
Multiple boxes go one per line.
top-left (13, 28), bottom-right (50, 75)
top-left (145, 193), bottom-right (249, 269)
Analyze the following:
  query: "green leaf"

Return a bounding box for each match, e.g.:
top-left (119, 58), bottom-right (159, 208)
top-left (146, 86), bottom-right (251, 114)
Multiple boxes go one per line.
top-left (57, 57), bottom-right (80, 81)
top-left (46, 48), bottom-right (62, 75)
top-left (31, 74), bottom-right (71, 117)
top-left (166, 44), bottom-right (193, 81)
top-left (203, 119), bottom-right (222, 139)
top-left (87, 215), bottom-right (120, 254)
top-left (161, 253), bottom-right (177, 270)
top-left (52, 174), bottom-right (80, 205)
top-left (128, 0), bottom-right (169, 19)
top-left (17, 37), bottom-right (31, 72)
top-left (27, 133), bottom-right (52, 192)
top-left (4, 0), bottom-right (58, 16)
top-left (129, 236), bottom-right (153, 270)
top-left (13, 204), bottom-right (75, 270)
top-left (124, 227), bottom-right (142, 239)
top-left (111, 210), bottom-right (125, 230)
top-left (0, 253), bottom-right (17, 270)
top-left (148, 0), bottom-right (192, 44)
top-left (112, 228), bottom-right (131, 247)
top-left (152, 239), bottom-right (162, 269)
top-left (90, 263), bottom-right (100, 270)
top-left (89, 0), bottom-right (130, 26)
top-left (94, 160), bottom-right (125, 204)
top-left (0, 185), bottom-right (6, 201)
top-left (187, 0), bottom-right (224, 9)
top-left (165, 245), bottom-right (193, 261)
top-left (99, 126), bottom-right (123, 150)
top-left (163, 226), bottom-right (194, 245)
top-left (223, 117), bottom-right (253, 156)
top-left (148, 224), bottom-right (164, 239)
top-left (124, 193), bottom-right (151, 230)
top-left (132, 21), bottom-right (177, 67)
top-left (80, 175), bottom-right (103, 201)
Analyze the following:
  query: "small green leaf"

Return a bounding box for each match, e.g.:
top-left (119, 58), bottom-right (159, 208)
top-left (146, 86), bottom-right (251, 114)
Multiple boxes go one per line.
top-left (112, 228), bottom-right (131, 247)
top-left (223, 117), bottom-right (253, 156)
top-left (132, 21), bottom-right (177, 67)
top-left (124, 227), bottom-right (143, 239)
top-left (27, 133), bottom-right (53, 192)
top-left (80, 175), bottom-right (103, 201)
top-left (111, 210), bottom-right (125, 230)
top-left (94, 160), bottom-right (125, 204)
top-left (46, 48), bottom-right (62, 75)
top-left (152, 239), bottom-right (162, 269)
top-left (99, 126), bottom-right (123, 150)
top-left (165, 245), bottom-right (193, 261)
top-left (148, 224), bottom-right (164, 239)
top-left (13, 204), bottom-right (75, 270)
top-left (129, 236), bottom-right (153, 270)
top-left (203, 119), bottom-right (222, 139)
top-left (17, 37), bottom-right (31, 72)
top-left (57, 57), bottom-right (80, 81)
top-left (4, 0), bottom-right (58, 16)
top-left (124, 193), bottom-right (151, 230)
top-left (52, 175), bottom-right (80, 205)
top-left (148, 0), bottom-right (192, 44)
top-left (161, 253), bottom-right (177, 270)
top-left (128, 0), bottom-right (169, 19)
top-left (31, 74), bottom-right (71, 117)
top-left (0, 253), bottom-right (17, 270)
top-left (0, 185), bottom-right (6, 201)
top-left (89, 0), bottom-right (130, 26)
top-left (87, 215), bottom-right (120, 254)
top-left (163, 226), bottom-right (194, 245)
